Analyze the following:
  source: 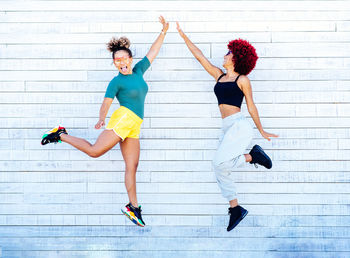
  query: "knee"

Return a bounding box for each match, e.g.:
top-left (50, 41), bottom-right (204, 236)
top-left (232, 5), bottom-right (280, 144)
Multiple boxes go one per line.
top-left (213, 158), bottom-right (231, 179)
top-left (214, 166), bottom-right (224, 179)
top-left (125, 162), bottom-right (139, 173)
top-left (212, 157), bottom-right (223, 171)
top-left (213, 160), bottom-right (223, 178)
top-left (87, 149), bottom-right (103, 158)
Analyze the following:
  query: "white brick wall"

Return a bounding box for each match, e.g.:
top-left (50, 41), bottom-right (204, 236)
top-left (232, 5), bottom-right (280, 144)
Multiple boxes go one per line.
top-left (0, 1), bottom-right (349, 257)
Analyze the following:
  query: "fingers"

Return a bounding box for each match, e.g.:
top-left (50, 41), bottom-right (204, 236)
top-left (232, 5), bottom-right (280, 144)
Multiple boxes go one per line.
top-left (159, 15), bottom-right (166, 24)
top-left (265, 131), bottom-right (279, 138)
top-left (95, 120), bottom-right (105, 129)
top-left (176, 21), bottom-right (181, 30)
top-left (264, 133), bottom-right (278, 141)
top-left (262, 131), bottom-right (279, 141)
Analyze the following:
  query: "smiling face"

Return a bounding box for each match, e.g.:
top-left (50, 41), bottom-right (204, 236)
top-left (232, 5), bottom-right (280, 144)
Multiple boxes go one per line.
top-left (223, 51), bottom-right (234, 70)
top-left (113, 50), bottom-right (133, 75)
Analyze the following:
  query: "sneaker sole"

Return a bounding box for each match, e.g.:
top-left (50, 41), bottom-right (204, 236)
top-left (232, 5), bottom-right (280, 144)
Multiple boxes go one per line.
top-left (227, 210), bottom-right (248, 232)
top-left (121, 209), bottom-right (145, 227)
top-left (41, 134), bottom-right (60, 145)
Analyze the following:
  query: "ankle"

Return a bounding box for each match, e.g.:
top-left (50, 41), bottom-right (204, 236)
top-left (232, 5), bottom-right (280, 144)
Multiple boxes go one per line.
top-left (229, 199), bottom-right (238, 208)
top-left (130, 202), bottom-right (138, 208)
top-left (245, 154), bottom-right (252, 162)
top-left (59, 133), bottom-right (67, 141)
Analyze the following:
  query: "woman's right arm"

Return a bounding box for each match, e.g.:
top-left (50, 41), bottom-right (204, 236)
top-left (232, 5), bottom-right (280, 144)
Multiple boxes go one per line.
top-left (176, 22), bottom-right (223, 80)
top-left (95, 97), bottom-right (113, 129)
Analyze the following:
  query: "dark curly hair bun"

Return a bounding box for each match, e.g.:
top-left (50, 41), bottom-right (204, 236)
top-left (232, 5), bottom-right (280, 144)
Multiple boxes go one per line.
top-left (107, 36), bottom-right (132, 58)
top-left (227, 39), bottom-right (258, 75)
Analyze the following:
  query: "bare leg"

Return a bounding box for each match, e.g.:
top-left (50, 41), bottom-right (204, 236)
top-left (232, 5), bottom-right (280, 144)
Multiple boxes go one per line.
top-left (60, 130), bottom-right (121, 158)
top-left (120, 138), bottom-right (140, 207)
top-left (229, 199), bottom-right (238, 208)
top-left (244, 154), bottom-right (252, 162)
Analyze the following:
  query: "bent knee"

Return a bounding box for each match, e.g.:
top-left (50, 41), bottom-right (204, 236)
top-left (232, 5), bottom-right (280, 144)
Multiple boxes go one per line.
top-left (212, 158), bottom-right (223, 170)
top-left (213, 159), bottom-right (232, 174)
top-left (87, 149), bottom-right (104, 158)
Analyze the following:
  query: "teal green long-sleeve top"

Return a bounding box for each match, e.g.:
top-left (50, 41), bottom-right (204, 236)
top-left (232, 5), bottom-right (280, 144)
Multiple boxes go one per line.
top-left (104, 56), bottom-right (151, 119)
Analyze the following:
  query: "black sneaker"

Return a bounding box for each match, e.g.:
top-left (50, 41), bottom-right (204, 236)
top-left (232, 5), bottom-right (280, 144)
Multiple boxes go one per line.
top-left (41, 125), bottom-right (68, 145)
top-left (249, 145), bottom-right (272, 169)
top-left (227, 205), bottom-right (248, 232)
top-left (121, 203), bottom-right (145, 227)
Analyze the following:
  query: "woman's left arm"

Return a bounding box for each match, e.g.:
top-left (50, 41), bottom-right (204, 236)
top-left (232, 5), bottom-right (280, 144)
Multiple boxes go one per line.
top-left (240, 76), bottom-right (279, 141)
top-left (146, 16), bottom-right (169, 64)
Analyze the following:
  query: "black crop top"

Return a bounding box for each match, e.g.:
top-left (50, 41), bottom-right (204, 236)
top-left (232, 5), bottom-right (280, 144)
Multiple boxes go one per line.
top-left (214, 73), bottom-right (244, 108)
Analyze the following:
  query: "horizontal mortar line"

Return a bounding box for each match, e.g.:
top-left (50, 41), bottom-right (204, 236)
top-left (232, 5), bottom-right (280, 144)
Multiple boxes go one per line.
top-left (2, 9), bottom-right (349, 13)
top-left (2, 171), bottom-right (346, 173)
top-left (1, 57), bottom-right (349, 60)
top-left (2, 68), bottom-right (348, 71)
top-left (2, 249), bottom-right (350, 253)
top-left (1, 102), bottom-right (350, 104)
top-left (2, 192), bottom-right (349, 194)
top-left (2, 236), bottom-right (350, 240)
top-left (0, 37), bottom-right (343, 42)
top-left (4, 191), bottom-right (350, 194)
top-left (2, 214), bottom-right (350, 217)
top-left (4, 202), bottom-right (349, 205)
top-left (3, 159), bottom-right (350, 162)
top-left (1, 40), bottom-right (349, 45)
top-left (2, 180), bottom-right (350, 183)
top-left (3, 19), bottom-right (342, 23)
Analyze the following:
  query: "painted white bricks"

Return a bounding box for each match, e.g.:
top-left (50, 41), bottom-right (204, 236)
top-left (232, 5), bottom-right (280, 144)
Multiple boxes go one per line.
top-left (0, 0), bottom-right (349, 257)
top-left (1, 1), bottom-right (350, 11)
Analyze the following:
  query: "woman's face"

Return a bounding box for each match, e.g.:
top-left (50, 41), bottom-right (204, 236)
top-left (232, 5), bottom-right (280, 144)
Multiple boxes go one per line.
top-left (223, 51), bottom-right (234, 69)
top-left (114, 50), bottom-right (133, 75)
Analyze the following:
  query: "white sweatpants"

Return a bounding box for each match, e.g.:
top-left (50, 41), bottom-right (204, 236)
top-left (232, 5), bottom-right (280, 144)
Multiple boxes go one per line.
top-left (212, 112), bottom-right (253, 201)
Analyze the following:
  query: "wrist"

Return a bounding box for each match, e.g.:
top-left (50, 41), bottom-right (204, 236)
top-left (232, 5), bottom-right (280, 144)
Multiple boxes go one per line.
top-left (161, 30), bottom-right (166, 35)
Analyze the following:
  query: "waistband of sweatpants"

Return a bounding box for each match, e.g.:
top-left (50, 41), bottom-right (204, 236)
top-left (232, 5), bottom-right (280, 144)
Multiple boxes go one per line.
top-left (222, 112), bottom-right (245, 127)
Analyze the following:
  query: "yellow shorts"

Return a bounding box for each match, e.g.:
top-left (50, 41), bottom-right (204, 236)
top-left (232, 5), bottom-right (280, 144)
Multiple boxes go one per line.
top-left (106, 106), bottom-right (143, 141)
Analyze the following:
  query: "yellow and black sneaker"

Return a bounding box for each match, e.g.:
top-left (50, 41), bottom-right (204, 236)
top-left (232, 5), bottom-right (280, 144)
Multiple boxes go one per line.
top-left (121, 203), bottom-right (145, 227)
top-left (41, 125), bottom-right (68, 145)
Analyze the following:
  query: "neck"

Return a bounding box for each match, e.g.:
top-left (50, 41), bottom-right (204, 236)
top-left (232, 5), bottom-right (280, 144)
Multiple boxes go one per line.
top-left (225, 68), bottom-right (239, 78)
top-left (120, 70), bottom-right (132, 75)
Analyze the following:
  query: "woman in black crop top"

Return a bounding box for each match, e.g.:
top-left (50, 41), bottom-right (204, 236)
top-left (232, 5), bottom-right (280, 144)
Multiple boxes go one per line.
top-left (177, 22), bottom-right (278, 231)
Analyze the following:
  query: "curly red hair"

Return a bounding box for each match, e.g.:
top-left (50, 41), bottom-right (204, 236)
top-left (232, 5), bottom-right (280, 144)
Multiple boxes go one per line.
top-left (227, 39), bottom-right (258, 75)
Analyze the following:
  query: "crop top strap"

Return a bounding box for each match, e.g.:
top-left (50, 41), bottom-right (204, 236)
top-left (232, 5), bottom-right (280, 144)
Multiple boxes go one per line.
top-left (234, 74), bottom-right (241, 83)
top-left (217, 73), bottom-right (226, 82)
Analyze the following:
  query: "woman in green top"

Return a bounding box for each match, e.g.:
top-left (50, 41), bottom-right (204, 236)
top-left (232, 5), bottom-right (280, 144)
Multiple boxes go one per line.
top-left (41, 16), bottom-right (169, 227)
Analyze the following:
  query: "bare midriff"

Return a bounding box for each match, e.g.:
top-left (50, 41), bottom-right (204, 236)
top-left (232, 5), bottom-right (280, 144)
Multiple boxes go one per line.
top-left (219, 104), bottom-right (241, 119)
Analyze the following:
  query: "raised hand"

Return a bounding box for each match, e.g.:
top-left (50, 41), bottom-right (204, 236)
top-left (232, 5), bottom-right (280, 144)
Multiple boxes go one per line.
top-left (159, 15), bottom-right (169, 33)
top-left (176, 21), bottom-right (185, 38)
